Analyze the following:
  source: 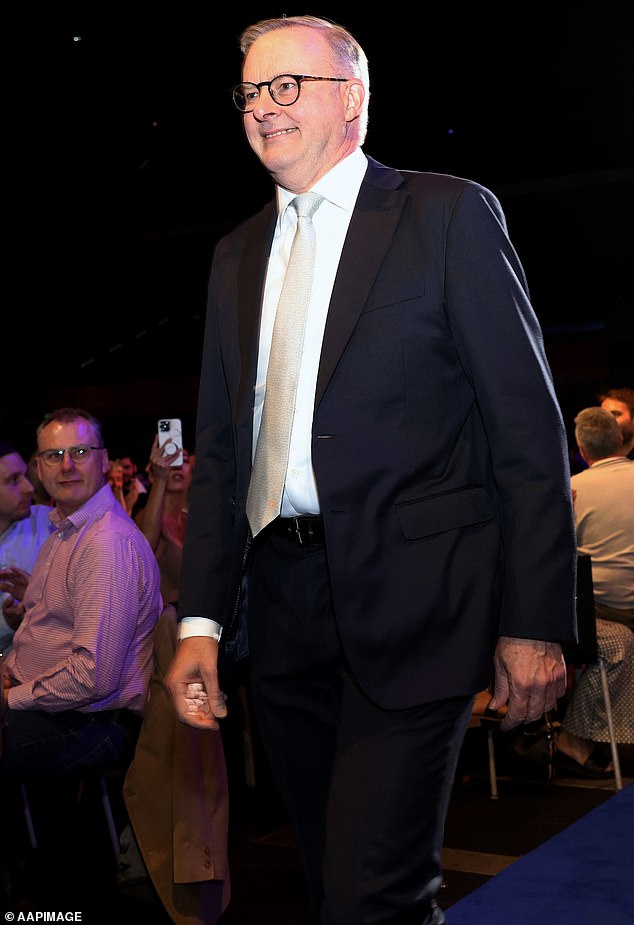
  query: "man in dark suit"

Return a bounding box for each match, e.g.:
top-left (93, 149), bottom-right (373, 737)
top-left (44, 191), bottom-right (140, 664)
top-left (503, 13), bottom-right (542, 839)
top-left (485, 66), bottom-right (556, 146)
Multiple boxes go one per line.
top-left (167, 15), bottom-right (577, 924)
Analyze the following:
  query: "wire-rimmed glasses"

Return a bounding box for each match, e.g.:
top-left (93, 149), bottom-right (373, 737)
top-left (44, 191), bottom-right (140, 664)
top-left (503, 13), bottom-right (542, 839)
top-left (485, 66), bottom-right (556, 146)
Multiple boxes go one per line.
top-left (37, 445), bottom-right (105, 467)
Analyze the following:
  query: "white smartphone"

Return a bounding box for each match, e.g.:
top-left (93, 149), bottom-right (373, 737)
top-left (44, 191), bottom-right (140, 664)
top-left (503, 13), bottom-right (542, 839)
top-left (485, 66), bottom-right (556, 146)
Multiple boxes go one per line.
top-left (157, 418), bottom-right (183, 466)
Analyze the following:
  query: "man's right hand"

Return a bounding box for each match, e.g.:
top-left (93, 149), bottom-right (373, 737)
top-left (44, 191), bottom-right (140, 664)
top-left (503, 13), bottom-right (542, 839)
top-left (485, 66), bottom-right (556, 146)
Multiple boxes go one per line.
top-left (165, 635), bottom-right (228, 730)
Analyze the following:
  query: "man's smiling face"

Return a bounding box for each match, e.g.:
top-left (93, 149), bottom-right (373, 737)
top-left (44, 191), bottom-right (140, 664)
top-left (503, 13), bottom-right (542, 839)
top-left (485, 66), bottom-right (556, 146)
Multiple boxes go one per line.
top-left (241, 25), bottom-right (363, 192)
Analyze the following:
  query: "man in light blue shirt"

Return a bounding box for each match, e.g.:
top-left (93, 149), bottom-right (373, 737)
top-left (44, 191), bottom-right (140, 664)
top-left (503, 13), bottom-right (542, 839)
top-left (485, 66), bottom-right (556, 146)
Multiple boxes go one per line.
top-left (0, 440), bottom-right (54, 653)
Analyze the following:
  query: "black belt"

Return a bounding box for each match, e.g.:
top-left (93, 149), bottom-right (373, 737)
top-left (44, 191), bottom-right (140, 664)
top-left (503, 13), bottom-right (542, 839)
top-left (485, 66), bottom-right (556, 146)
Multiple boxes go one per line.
top-left (265, 515), bottom-right (325, 546)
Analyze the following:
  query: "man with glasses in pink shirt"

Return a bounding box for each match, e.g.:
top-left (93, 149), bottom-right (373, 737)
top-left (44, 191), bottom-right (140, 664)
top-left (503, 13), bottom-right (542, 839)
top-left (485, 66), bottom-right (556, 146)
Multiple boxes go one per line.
top-left (1, 407), bottom-right (162, 779)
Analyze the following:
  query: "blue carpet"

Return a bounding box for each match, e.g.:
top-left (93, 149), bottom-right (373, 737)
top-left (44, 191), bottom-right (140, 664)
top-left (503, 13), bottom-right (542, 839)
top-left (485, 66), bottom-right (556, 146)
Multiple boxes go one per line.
top-left (446, 782), bottom-right (634, 925)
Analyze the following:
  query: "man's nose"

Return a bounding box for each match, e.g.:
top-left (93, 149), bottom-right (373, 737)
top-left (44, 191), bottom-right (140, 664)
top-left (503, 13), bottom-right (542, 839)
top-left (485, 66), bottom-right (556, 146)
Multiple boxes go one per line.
top-left (254, 87), bottom-right (280, 117)
top-left (60, 450), bottom-right (77, 470)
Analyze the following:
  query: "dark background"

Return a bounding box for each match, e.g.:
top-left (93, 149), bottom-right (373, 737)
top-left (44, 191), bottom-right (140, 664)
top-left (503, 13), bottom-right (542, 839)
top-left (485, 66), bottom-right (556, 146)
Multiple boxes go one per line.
top-left (4, 2), bottom-right (633, 465)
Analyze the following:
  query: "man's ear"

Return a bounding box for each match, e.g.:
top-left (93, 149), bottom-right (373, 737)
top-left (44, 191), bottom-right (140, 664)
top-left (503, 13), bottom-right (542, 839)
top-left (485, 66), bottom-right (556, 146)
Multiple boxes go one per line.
top-left (343, 79), bottom-right (365, 122)
top-left (577, 441), bottom-right (591, 466)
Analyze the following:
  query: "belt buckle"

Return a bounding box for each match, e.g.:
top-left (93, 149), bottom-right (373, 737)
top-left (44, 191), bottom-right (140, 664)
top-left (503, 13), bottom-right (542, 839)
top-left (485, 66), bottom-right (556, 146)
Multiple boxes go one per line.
top-left (291, 517), bottom-right (305, 545)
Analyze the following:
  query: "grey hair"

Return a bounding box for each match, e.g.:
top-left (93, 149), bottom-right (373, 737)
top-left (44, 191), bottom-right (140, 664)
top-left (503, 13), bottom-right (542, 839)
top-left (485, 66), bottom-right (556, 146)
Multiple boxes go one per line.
top-left (238, 15), bottom-right (370, 141)
top-left (574, 406), bottom-right (624, 461)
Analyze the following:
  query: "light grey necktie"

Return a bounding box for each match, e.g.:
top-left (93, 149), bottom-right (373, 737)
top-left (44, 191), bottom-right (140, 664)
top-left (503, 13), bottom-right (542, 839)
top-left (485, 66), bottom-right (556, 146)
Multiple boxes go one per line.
top-left (246, 191), bottom-right (323, 537)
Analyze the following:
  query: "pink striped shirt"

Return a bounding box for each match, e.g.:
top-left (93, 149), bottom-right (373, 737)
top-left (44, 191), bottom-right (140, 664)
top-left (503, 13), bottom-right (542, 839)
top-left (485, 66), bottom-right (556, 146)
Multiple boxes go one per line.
top-left (5, 484), bottom-right (162, 715)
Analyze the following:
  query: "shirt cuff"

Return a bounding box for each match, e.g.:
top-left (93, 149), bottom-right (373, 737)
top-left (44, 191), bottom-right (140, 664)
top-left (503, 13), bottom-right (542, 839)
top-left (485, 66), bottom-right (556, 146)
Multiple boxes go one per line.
top-left (178, 616), bottom-right (222, 641)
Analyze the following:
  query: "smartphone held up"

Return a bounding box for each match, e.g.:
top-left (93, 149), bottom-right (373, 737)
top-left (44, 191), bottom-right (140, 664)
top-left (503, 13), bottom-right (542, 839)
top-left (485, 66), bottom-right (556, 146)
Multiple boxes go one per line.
top-left (158, 418), bottom-right (183, 466)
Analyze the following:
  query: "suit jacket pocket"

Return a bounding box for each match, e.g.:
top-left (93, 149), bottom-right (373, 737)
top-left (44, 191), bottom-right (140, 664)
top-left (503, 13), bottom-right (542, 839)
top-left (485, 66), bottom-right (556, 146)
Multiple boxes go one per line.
top-left (397, 486), bottom-right (493, 539)
top-left (363, 279), bottom-right (424, 314)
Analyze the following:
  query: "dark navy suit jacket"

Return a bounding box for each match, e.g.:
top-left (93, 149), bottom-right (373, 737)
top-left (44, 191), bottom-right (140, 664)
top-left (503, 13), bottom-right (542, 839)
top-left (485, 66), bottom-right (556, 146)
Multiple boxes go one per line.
top-left (179, 155), bottom-right (578, 709)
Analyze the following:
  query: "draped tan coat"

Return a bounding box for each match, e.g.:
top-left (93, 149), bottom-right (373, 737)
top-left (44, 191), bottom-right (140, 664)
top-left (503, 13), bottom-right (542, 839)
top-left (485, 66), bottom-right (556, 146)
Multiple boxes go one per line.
top-left (123, 605), bottom-right (230, 925)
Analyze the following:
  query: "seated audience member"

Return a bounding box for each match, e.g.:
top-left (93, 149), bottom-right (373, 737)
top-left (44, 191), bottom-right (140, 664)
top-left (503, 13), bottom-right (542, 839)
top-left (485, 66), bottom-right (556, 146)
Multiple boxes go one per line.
top-left (125, 436), bottom-right (230, 923)
top-left (556, 406), bottom-right (634, 778)
top-left (0, 407), bottom-right (162, 783)
top-left (26, 451), bottom-right (53, 506)
top-left (134, 435), bottom-right (192, 607)
top-left (0, 441), bottom-right (55, 654)
top-left (599, 386), bottom-right (634, 460)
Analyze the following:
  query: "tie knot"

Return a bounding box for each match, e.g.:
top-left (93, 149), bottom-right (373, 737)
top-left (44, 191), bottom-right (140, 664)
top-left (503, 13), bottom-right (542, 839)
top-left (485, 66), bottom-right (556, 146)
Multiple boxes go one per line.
top-left (291, 192), bottom-right (323, 220)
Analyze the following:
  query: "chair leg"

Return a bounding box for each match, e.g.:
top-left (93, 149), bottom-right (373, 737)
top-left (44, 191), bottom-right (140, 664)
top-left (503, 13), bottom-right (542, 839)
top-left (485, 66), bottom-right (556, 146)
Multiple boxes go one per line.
top-left (486, 728), bottom-right (499, 799)
top-left (99, 777), bottom-right (123, 862)
top-left (598, 658), bottom-right (623, 791)
top-left (20, 777), bottom-right (124, 864)
top-left (20, 784), bottom-right (38, 851)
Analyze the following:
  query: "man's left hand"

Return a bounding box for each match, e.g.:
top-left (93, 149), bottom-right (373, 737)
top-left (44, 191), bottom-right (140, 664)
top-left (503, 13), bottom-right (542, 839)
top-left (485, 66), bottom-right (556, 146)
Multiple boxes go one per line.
top-left (489, 636), bottom-right (567, 731)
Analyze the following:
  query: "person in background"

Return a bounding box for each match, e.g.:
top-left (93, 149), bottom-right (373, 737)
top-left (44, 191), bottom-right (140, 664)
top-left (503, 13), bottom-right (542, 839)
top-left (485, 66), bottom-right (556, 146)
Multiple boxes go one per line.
top-left (166, 16), bottom-right (577, 925)
top-left (556, 406), bottom-right (634, 778)
top-left (0, 441), bottom-right (54, 654)
top-left (26, 451), bottom-right (53, 506)
top-left (124, 430), bottom-right (229, 925)
top-left (106, 458), bottom-right (129, 512)
top-left (1, 407), bottom-right (162, 782)
top-left (134, 435), bottom-right (192, 607)
top-left (599, 387), bottom-right (634, 460)
top-left (118, 453), bottom-right (149, 517)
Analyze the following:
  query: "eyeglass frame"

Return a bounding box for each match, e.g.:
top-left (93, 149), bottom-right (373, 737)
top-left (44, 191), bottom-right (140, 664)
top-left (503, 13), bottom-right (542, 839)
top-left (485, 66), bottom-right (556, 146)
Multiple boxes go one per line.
top-left (232, 74), bottom-right (350, 113)
top-left (37, 445), bottom-right (105, 466)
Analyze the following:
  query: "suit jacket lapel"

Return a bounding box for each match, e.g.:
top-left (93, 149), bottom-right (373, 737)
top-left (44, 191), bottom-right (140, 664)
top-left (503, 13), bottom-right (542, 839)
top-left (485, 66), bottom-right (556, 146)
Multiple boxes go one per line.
top-left (232, 160), bottom-right (407, 421)
top-left (235, 202), bottom-right (276, 428)
top-left (315, 162), bottom-right (406, 406)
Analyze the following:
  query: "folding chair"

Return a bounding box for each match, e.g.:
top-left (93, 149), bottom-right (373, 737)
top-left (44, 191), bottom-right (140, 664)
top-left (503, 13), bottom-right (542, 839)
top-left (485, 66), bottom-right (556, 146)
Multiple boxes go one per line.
top-left (471, 554), bottom-right (623, 796)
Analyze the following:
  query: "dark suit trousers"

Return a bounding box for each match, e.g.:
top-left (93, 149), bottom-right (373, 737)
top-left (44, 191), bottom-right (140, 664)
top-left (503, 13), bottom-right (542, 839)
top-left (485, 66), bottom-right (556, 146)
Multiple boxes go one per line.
top-left (247, 530), bottom-right (474, 925)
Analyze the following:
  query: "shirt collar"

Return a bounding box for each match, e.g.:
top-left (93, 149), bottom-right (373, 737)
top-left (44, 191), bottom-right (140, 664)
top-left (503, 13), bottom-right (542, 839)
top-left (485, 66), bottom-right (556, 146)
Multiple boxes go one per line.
top-left (51, 483), bottom-right (115, 530)
top-left (589, 456), bottom-right (631, 468)
top-left (276, 148), bottom-right (368, 218)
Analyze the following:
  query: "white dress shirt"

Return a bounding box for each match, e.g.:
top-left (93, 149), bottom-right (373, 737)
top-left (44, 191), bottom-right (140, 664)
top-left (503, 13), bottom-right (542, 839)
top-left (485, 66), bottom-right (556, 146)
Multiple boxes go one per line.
top-left (255, 148), bottom-right (368, 516)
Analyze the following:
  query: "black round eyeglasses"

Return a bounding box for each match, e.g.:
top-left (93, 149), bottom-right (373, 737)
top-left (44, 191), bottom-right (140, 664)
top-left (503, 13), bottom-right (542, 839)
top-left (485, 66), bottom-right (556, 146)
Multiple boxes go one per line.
top-left (232, 74), bottom-right (349, 113)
